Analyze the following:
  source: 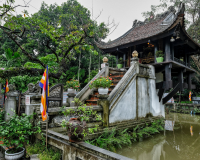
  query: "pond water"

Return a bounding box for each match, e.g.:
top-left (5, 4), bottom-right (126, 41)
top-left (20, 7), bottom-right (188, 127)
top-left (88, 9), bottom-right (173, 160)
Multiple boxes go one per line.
top-left (116, 113), bottom-right (200, 160)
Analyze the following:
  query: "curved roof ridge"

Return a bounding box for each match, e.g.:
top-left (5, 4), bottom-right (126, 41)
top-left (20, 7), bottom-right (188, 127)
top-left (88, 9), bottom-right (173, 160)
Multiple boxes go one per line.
top-left (96, 4), bottom-right (185, 50)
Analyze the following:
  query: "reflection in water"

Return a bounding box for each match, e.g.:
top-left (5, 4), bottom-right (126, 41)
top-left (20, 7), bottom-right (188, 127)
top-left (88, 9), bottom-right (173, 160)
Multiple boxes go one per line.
top-left (116, 113), bottom-right (200, 160)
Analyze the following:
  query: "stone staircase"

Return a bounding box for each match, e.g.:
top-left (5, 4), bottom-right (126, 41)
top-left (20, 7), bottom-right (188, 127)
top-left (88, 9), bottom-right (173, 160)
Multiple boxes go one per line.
top-left (85, 68), bottom-right (126, 106)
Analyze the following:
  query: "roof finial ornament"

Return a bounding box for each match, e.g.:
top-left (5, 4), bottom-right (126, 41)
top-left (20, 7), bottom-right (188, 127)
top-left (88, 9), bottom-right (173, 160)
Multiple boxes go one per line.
top-left (132, 20), bottom-right (137, 27)
top-left (179, 2), bottom-right (185, 14)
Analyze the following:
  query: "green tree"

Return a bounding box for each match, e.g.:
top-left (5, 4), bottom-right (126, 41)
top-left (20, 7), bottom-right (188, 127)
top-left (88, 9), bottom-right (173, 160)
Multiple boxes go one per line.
top-left (0, 0), bottom-right (109, 90)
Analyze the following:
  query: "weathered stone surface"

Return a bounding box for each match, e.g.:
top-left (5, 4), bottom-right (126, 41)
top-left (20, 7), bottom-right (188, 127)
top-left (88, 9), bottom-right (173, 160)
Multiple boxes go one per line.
top-left (52, 115), bottom-right (72, 127)
top-left (30, 154), bottom-right (39, 160)
top-left (97, 94), bottom-right (109, 99)
top-left (5, 86), bottom-right (19, 121)
top-left (148, 79), bottom-right (165, 117)
top-left (138, 77), bottom-right (150, 118)
top-left (109, 78), bottom-right (137, 123)
top-left (97, 98), bottom-right (109, 127)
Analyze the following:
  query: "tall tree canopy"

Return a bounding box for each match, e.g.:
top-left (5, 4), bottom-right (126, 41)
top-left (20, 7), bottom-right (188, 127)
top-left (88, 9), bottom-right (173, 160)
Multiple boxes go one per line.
top-left (0, 0), bottom-right (113, 91)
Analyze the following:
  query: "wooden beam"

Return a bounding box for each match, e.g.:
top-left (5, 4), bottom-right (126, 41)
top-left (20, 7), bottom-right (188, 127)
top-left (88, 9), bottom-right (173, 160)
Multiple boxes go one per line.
top-left (156, 82), bottom-right (163, 89)
top-left (163, 83), bottom-right (181, 104)
top-left (173, 40), bottom-right (187, 46)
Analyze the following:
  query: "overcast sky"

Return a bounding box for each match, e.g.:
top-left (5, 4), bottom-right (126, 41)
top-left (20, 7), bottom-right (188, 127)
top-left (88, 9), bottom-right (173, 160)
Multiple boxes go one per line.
top-left (12, 0), bottom-right (161, 41)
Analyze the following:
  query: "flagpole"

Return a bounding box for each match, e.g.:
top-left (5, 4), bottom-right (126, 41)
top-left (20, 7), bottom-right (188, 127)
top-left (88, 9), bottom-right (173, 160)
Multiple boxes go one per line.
top-left (46, 114), bottom-right (48, 150)
top-left (46, 65), bottom-right (49, 151)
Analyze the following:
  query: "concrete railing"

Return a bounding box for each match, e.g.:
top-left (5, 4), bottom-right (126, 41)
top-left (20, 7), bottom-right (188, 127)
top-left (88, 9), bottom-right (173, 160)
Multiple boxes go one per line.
top-left (36, 130), bottom-right (133, 160)
top-left (76, 67), bottom-right (107, 102)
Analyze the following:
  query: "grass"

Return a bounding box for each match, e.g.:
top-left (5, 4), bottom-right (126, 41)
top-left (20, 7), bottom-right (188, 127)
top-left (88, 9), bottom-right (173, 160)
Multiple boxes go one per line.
top-left (85, 119), bottom-right (164, 152)
top-left (26, 142), bottom-right (62, 160)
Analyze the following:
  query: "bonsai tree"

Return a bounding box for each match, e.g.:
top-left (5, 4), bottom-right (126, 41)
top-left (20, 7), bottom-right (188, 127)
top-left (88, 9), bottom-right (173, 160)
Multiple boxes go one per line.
top-left (155, 50), bottom-right (164, 58)
top-left (0, 113), bottom-right (41, 154)
top-left (61, 98), bottom-right (102, 142)
top-left (155, 50), bottom-right (164, 63)
top-left (117, 58), bottom-right (123, 69)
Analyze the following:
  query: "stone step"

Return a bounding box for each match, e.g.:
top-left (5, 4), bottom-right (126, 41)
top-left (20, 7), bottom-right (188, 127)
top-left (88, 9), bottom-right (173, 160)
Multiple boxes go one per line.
top-left (85, 99), bottom-right (98, 106)
top-left (112, 79), bottom-right (120, 84)
top-left (89, 95), bottom-right (99, 100)
top-left (111, 76), bottom-right (122, 80)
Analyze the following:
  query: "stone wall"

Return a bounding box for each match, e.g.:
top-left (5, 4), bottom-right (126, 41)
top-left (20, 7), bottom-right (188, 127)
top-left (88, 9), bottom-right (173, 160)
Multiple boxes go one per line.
top-left (36, 130), bottom-right (132, 160)
top-left (108, 62), bottom-right (165, 126)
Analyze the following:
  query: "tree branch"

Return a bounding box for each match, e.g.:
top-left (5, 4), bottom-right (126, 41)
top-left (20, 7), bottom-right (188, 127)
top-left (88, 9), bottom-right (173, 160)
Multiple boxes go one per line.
top-left (0, 67), bottom-right (62, 79)
top-left (45, 40), bottom-right (59, 63)
top-left (62, 35), bottom-right (85, 60)
top-left (0, 26), bottom-right (46, 68)
top-left (0, 5), bottom-right (28, 18)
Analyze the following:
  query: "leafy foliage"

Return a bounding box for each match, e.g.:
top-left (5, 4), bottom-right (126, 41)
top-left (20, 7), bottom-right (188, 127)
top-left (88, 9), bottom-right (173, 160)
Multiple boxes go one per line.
top-left (155, 50), bottom-right (164, 57)
top-left (9, 75), bottom-right (41, 92)
top-left (89, 76), bottom-right (113, 89)
top-left (118, 57), bottom-right (123, 64)
top-left (26, 142), bottom-right (62, 160)
top-left (85, 119), bottom-right (164, 152)
top-left (61, 98), bottom-right (102, 138)
top-left (65, 77), bottom-right (80, 90)
top-left (0, 109), bottom-right (5, 123)
top-left (0, 0), bottom-right (109, 89)
top-left (0, 113), bottom-right (41, 152)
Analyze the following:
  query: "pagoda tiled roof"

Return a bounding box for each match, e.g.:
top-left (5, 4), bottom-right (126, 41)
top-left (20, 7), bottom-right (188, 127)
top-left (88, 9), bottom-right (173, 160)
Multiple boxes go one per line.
top-left (96, 5), bottom-right (185, 50)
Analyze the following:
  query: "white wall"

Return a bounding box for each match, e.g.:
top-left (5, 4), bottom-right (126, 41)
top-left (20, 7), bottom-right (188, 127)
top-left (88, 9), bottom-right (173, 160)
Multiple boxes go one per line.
top-left (109, 79), bottom-right (137, 123)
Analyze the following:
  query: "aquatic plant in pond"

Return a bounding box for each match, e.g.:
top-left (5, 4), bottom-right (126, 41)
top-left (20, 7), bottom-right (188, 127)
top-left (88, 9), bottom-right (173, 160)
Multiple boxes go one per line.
top-left (85, 119), bottom-right (164, 152)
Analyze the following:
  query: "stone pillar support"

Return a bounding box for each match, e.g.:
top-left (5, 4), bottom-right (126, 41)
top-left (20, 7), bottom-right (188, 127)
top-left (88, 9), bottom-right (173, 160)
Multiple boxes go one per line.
top-left (131, 50), bottom-right (139, 66)
top-left (67, 93), bottom-right (76, 107)
top-left (97, 95), bottom-right (109, 127)
top-left (5, 91), bottom-right (19, 121)
top-left (25, 95), bottom-right (41, 116)
top-left (123, 53), bottom-right (126, 68)
top-left (102, 57), bottom-right (109, 77)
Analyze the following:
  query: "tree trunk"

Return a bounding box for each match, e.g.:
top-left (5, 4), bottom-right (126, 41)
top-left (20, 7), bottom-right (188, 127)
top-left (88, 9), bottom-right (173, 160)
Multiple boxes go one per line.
top-left (89, 52), bottom-right (91, 81)
top-left (78, 53), bottom-right (81, 82)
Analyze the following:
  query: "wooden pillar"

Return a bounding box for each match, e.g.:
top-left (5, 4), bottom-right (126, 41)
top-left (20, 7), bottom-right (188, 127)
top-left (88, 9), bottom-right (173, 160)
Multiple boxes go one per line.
top-left (165, 63), bottom-right (172, 90)
top-left (123, 53), bottom-right (126, 68)
top-left (165, 38), bottom-right (171, 62)
top-left (116, 53), bottom-right (119, 67)
top-left (171, 43), bottom-right (174, 61)
top-left (184, 53), bottom-right (187, 66)
top-left (188, 73), bottom-right (192, 90)
top-left (187, 55), bottom-right (190, 67)
top-left (179, 69), bottom-right (184, 91)
top-left (154, 43), bottom-right (158, 63)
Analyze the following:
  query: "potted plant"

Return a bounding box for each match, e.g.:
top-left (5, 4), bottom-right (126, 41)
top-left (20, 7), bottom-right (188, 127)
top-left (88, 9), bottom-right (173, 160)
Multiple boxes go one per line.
top-left (117, 57), bottom-right (123, 69)
top-left (65, 77), bottom-right (80, 94)
top-left (0, 113), bottom-right (41, 160)
top-left (155, 50), bottom-right (164, 63)
top-left (61, 98), bottom-right (102, 142)
top-left (89, 76), bottom-right (112, 95)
